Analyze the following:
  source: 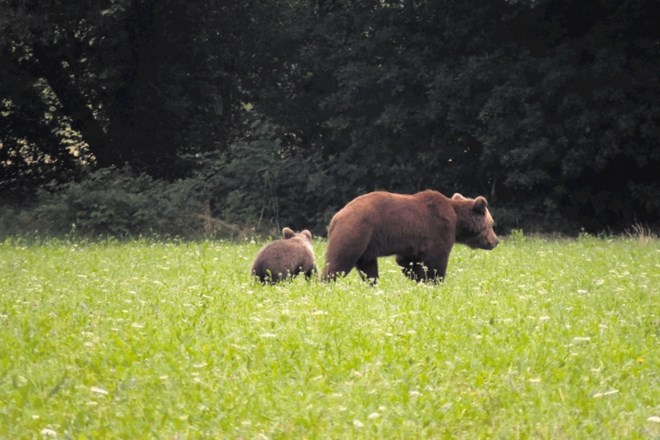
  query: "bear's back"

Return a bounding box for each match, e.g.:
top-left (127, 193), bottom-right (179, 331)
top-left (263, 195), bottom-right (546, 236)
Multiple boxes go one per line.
top-left (332, 190), bottom-right (451, 227)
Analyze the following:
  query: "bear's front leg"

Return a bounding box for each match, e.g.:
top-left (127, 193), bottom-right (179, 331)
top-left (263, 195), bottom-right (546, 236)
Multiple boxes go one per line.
top-left (395, 255), bottom-right (427, 281)
top-left (421, 251), bottom-right (450, 283)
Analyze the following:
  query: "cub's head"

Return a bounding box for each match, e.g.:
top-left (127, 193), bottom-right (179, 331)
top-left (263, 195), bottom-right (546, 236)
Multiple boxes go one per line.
top-left (282, 227), bottom-right (314, 246)
top-left (451, 193), bottom-right (499, 250)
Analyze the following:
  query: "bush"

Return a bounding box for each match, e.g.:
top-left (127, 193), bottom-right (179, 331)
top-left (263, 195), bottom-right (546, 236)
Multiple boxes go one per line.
top-left (0, 168), bottom-right (217, 239)
top-left (0, 122), bottom-right (337, 239)
top-left (207, 120), bottom-right (334, 235)
top-left (31, 169), bottom-right (156, 236)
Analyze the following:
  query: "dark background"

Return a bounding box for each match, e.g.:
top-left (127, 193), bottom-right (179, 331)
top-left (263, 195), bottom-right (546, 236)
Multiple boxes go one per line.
top-left (1, 0), bottom-right (658, 238)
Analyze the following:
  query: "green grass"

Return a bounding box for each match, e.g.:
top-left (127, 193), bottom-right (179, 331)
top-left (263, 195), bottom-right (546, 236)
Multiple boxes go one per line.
top-left (1, 235), bottom-right (658, 438)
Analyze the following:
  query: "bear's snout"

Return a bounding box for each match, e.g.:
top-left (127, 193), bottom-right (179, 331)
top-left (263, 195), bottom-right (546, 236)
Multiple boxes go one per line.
top-left (466, 235), bottom-right (498, 250)
top-left (480, 233), bottom-right (499, 250)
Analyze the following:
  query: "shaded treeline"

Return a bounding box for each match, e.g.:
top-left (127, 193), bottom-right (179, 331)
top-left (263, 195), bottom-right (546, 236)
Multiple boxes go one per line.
top-left (1, 0), bottom-right (658, 236)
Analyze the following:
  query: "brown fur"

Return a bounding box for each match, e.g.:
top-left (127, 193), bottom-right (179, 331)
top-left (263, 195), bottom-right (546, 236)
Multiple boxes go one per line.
top-left (322, 190), bottom-right (498, 283)
top-left (251, 227), bottom-right (317, 284)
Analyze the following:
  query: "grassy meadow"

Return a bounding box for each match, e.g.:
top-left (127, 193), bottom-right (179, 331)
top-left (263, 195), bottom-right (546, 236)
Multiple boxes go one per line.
top-left (1, 234), bottom-right (658, 438)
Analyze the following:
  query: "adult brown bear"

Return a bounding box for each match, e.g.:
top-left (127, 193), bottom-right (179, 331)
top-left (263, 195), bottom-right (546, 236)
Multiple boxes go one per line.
top-left (322, 190), bottom-right (498, 283)
top-left (251, 227), bottom-right (317, 284)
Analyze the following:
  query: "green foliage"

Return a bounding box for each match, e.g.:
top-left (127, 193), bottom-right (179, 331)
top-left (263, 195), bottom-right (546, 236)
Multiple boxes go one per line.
top-left (209, 118), bottom-right (334, 233)
top-left (252, 0), bottom-right (660, 232)
top-left (0, 1), bottom-right (280, 178)
top-left (7, 168), bottom-right (212, 238)
top-left (474, 1), bottom-right (660, 230)
top-left (1, 0), bottom-right (659, 233)
top-left (0, 238), bottom-right (658, 437)
top-left (1, 140), bottom-right (334, 238)
top-left (509, 228), bottom-right (526, 243)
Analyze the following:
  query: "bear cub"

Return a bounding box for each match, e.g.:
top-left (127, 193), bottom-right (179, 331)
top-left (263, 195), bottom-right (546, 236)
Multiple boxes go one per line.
top-left (251, 227), bottom-right (317, 284)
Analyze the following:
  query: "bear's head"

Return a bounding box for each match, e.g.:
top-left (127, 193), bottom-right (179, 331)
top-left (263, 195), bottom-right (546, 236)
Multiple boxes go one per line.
top-left (451, 193), bottom-right (499, 250)
top-left (282, 227), bottom-right (314, 248)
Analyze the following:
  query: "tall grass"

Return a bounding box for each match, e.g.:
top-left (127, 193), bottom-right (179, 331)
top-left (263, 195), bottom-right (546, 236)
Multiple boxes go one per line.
top-left (1, 235), bottom-right (658, 438)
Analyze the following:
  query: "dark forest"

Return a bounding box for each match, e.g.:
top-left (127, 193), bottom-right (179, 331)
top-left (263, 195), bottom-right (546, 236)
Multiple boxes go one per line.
top-left (1, 0), bottom-right (658, 237)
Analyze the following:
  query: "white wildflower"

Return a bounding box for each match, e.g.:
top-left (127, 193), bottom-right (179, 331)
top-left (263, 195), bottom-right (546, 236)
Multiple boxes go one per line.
top-left (90, 386), bottom-right (108, 395)
top-left (40, 428), bottom-right (57, 437)
top-left (573, 337), bottom-right (591, 342)
top-left (592, 389), bottom-right (619, 398)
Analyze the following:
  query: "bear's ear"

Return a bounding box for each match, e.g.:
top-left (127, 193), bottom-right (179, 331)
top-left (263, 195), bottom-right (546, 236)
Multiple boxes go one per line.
top-left (473, 196), bottom-right (488, 214)
top-left (301, 230), bottom-right (313, 241)
top-left (452, 193), bottom-right (466, 201)
top-left (282, 227), bottom-right (295, 239)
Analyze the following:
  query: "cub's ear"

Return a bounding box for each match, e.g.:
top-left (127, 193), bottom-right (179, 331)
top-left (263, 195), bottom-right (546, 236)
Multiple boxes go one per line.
top-left (452, 193), bottom-right (466, 200)
top-left (473, 196), bottom-right (488, 214)
top-left (282, 227), bottom-right (295, 239)
top-left (301, 230), bottom-right (313, 241)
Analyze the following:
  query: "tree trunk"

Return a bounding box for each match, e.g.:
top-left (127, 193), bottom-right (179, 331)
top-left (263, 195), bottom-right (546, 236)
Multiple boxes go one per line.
top-left (29, 45), bottom-right (118, 168)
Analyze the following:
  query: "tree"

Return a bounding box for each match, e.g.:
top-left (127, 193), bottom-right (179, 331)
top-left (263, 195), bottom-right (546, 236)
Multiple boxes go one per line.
top-left (476, 0), bottom-right (660, 229)
top-left (1, 0), bottom-right (252, 182)
top-left (250, 0), bottom-right (660, 230)
top-left (2, 0), bottom-right (658, 232)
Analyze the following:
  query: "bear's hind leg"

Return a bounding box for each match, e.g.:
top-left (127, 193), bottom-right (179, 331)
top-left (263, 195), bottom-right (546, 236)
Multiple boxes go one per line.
top-left (356, 257), bottom-right (379, 284)
top-left (323, 260), bottom-right (356, 280)
top-left (305, 264), bottom-right (318, 281)
top-left (323, 229), bottom-right (372, 281)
